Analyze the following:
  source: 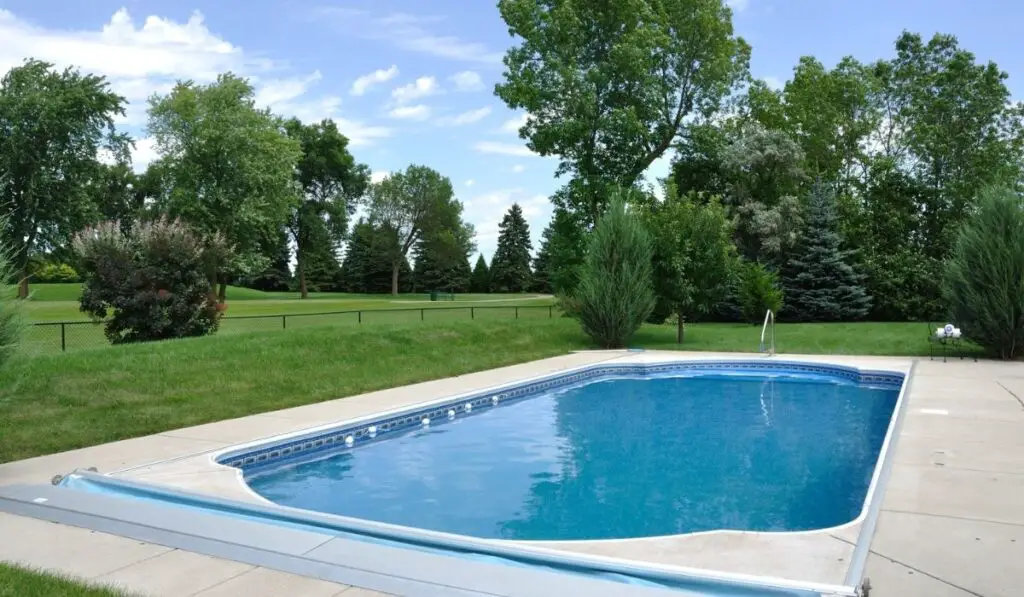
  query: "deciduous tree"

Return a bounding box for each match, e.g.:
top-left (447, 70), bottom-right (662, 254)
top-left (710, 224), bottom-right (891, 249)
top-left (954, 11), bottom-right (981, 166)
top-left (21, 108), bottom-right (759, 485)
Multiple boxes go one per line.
top-left (496, 0), bottom-right (750, 225)
top-left (0, 59), bottom-right (128, 297)
top-left (147, 73), bottom-right (302, 301)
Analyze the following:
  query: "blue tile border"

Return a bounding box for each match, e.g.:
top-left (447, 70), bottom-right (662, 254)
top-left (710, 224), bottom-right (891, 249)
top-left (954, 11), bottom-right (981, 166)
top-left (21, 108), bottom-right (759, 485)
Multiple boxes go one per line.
top-left (218, 360), bottom-right (904, 474)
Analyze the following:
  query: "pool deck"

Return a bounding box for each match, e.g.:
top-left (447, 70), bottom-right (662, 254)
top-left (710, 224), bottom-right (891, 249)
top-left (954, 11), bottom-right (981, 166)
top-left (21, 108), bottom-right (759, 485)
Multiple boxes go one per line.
top-left (0, 350), bottom-right (1021, 596)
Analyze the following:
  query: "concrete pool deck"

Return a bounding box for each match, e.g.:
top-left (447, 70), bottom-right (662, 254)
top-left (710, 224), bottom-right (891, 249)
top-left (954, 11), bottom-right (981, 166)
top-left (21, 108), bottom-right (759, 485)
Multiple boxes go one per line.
top-left (1, 351), bottom-right (1021, 596)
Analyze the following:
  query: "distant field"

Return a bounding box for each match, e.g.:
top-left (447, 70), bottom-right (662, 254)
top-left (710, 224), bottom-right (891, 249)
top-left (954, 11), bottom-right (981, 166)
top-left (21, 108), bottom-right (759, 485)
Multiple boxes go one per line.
top-left (22, 283), bottom-right (555, 322)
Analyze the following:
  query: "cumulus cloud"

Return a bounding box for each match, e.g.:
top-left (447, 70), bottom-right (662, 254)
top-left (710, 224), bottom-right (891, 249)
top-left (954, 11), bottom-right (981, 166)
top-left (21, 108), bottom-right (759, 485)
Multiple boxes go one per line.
top-left (438, 106), bottom-right (491, 126)
top-left (351, 65), bottom-right (399, 96)
top-left (473, 141), bottom-right (536, 157)
top-left (500, 113), bottom-right (529, 135)
top-left (388, 104), bottom-right (432, 121)
top-left (371, 170), bottom-right (390, 184)
top-left (313, 7), bottom-right (502, 64)
top-left (390, 76), bottom-right (440, 104)
top-left (450, 70), bottom-right (484, 92)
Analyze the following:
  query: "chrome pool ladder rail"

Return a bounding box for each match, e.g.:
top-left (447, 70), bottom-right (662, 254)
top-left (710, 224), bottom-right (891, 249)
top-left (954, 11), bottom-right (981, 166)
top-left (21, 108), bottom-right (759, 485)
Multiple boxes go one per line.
top-left (759, 309), bottom-right (775, 356)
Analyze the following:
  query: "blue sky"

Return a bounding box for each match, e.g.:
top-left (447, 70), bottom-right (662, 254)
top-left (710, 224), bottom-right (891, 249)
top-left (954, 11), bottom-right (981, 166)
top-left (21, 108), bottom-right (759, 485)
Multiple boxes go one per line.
top-left (2, 0), bottom-right (1022, 259)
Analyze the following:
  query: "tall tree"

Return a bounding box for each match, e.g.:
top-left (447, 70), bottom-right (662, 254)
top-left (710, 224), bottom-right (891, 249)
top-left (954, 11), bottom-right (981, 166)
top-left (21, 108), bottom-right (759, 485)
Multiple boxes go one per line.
top-left (367, 165), bottom-right (462, 295)
top-left (341, 219), bottom-right (414, 294)
top-left (646, 184), bottom-right (736, 342)
top-left (471, 255), bottom-right (491, 293)
top-left (781, 181), bottom-right (871, 322)
top-left (489, 203), bottom-right (533, 292)
top-left (534, 208), bottom-right (587, 295)
top-left (0, 59), bottom-right (128, 297)
top-left (284, 118), bottom-right (370, 298)
top-left (414, 224), bottom-right (476, 293)
top-left (495, 0), bottom-right (750, 225)
top-left (242, 230), bottom-right (292, 292)
top-left (147, 73), bottom-right (302, 301)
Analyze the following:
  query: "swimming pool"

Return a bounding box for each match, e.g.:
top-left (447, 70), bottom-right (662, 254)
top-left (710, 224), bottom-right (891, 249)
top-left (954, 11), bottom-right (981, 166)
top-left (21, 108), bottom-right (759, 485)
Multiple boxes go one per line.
top-left (229, 362), bottom-right (902, 542)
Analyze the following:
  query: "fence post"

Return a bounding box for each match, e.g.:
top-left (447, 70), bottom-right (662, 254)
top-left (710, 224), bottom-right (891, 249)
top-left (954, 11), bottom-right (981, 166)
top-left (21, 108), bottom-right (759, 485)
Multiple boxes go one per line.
top-left (515, 306), bottom-right (519, 320)
top-left (61, 323), bottom-right (66, 352)
top-left (358, 310), bottom-right (362, 324)
top-left (549, 305), bottom-right (553, 318)
top-left (471, 307), bottom-right (475, 320)
top-left (420, 308), bottom-right (425, 321)
top-left (282, 315), bottom-right (287, 329)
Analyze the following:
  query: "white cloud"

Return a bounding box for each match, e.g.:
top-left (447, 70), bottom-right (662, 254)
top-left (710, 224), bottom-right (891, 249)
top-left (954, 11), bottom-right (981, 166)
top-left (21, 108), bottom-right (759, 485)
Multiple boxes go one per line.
top-left (314, 8), bottom-right (502, 64)
top-left (512, 164), bottom-right (526, 173)
top-left (388, 104), bottom-right (431, 121)
top-left (473, 141), bottom-right (536, 157)
top-left (727, 0), bottom-right (750, 13)
top-left (391, 76), bottom-right (440, 104)
top-left (763, 76), bottom-right (784, 91)
top-left (351, 65), bottom-right (399, 96)
top-left (500, 113), bottom-right (530, 135)
top-left (371, 170), bottom-right (390, 184)
top-left (465, 179), bottom-right (475, 187)
top-left (254, 71), bottom-right (323, 107)
top-left (450, 70), bottom-right (484, 92)
top-left (438, 106), bottom-right (491, 126)
top-left (464, 188), bottom-right (551, 258)
top-left (130, 137), bottom-right (159, 171)
top-left (643, 153), bottom-right (674, 200)
top-left (0, 8), bottom-right (392, 148)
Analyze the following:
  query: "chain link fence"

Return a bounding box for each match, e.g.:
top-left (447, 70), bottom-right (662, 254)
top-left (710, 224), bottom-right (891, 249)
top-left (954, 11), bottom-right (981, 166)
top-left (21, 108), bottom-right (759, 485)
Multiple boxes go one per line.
top-left (25, 304), bottom-right (558, 356)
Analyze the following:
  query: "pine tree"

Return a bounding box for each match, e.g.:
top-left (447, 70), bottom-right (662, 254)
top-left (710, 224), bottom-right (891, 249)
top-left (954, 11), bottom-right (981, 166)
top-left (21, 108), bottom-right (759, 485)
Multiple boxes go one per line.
top-left (490, 203), bottom-right (533, 292)
top-left (341, 219), bottom-right (413, 293)
top-left (471, 255), bottom-right (491, 293)
top-left (534, 208), bottom-right (586, 295)
top-left (781, 181), bottom-right (871, 321)
top-left (243, 231), bottom-right (292, 291)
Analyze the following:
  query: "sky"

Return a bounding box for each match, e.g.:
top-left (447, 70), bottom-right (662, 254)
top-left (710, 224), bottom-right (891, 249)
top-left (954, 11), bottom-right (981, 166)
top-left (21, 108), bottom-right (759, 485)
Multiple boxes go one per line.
top-left (2, 0), bottom-right (1023, 260)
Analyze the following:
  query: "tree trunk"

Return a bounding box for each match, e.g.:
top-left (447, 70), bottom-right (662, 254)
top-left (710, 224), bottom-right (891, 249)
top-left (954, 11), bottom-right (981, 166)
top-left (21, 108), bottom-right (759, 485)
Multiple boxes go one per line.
top-left (297, 246), bottom-right (308, 299)
top-left (391, 262), bottom-right (400, 296)
top-left (218, 281), bottom-right (227, 303)
top-left (17, 273), bottom-right (29, 299)
top-left (676, 312), bottom-right (685, 344)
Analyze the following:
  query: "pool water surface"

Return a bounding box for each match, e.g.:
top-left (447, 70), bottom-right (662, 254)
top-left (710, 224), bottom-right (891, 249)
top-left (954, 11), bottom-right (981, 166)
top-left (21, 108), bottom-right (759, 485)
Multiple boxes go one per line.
top-left (245, 370), bottom-right (898, 541)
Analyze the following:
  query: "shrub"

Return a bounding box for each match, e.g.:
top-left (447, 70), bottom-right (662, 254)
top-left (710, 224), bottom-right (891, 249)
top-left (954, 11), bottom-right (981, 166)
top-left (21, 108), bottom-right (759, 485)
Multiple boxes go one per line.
top-left (33, 262), bottom-right (80, 283)
top-left (739, 261), bottom-right (784, 324)
top-left (73, 218), bottom-right (229, 345)
top-left (573, 195), bottom-right (656, 348)
top-left (943, 186), bottom-right (1024, 359)
top-left (0, 218), bottom-right (25, 367)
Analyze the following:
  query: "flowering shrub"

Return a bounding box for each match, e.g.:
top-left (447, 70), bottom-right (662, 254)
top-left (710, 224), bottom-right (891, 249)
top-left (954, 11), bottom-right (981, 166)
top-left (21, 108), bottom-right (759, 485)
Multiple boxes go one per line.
top-left (73, 218), bottom-right (228, 344)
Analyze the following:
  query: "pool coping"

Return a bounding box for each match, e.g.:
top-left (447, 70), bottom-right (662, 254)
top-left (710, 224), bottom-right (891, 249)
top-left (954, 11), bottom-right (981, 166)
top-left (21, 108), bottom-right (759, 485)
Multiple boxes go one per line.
top-left (89, 353), bottom-right (911, 595)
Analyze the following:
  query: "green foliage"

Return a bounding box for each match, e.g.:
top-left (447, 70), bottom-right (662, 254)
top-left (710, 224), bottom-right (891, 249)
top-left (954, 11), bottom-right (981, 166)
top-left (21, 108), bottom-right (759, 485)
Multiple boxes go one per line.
top-left (496, 0), bottom-right (750, 225)
top-left (414, 227), bottom-right (474, 293)
top-left (943, 187), bottom-right (1024, 359)
top-left (781, 181), bottom-right (871, 322)
top-left (284, 118), bottom-right (370, 298)
top-left (534, 208), bottom-right (587, 295)
top-left (240, 232), bottom-right (292, 292)
top-left (368, 165), bottom-right (466, 294)
top-left (646, 186), bottom-right (736, 342)
top-left (470, 255), bottom-right (491, 293)
top-left (573, 195), bottom-right (655, 348)
top-left (489, 203), bottom-right (533, 292)
top-left (32, 263), bottom-right (80, 283)
top-left (340, 219), bottom-right (413, 293)
top-left (147, 74), bottom-right (302, 291)
top-left (73, 219), bottom-right (227, 344)
top-left (0, 220), bottom-right (25, 367)
top-left (0, 59), bottom-right (128, 297)
top-left (738, 261), bottom-right (783, 324)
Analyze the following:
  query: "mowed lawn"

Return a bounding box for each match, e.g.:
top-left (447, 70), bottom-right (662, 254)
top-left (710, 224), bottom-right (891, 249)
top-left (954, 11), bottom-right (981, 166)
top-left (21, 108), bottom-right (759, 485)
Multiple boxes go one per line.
top-left (0, 565), bottom-right (130, 597)
top-left (0, 316), bottom-right (967, 463)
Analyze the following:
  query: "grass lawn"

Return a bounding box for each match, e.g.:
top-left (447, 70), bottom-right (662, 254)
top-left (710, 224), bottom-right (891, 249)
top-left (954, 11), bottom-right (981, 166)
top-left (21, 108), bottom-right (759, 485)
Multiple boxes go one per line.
top-left (0, 316), bottom-right (971, 463)
top-left (0, 564), bottom-right (128, 597)
top-left (21, 283), bottom-right (554, 322)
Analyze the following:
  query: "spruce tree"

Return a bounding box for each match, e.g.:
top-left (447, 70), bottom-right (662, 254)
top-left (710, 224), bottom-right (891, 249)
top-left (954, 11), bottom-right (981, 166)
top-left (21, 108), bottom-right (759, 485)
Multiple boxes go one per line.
top-left (781, 181), bottom-right (871, 321)
top-left (471, 255), bottom-right (491, 293)
top-left (489, 203), bottom-right (533, 292)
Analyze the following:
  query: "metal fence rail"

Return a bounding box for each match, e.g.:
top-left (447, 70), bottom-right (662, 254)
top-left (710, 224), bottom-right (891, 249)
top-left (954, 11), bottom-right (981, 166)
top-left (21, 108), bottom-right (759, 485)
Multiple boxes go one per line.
top-left (26, 304), bottom-right (558, 355)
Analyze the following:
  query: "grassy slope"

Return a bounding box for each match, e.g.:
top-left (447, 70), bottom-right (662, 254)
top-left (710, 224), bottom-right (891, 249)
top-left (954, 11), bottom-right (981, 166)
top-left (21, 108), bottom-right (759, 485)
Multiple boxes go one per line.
top-left (0, 565), bottom-right (128, 597)
top-left (1, 316), bottom-right (963, 463)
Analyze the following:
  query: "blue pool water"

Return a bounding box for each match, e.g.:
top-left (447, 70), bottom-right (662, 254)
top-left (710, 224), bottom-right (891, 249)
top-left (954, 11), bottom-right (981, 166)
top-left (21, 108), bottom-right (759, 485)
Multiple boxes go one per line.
top-left (246, 371), bottom-right (898, 541)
